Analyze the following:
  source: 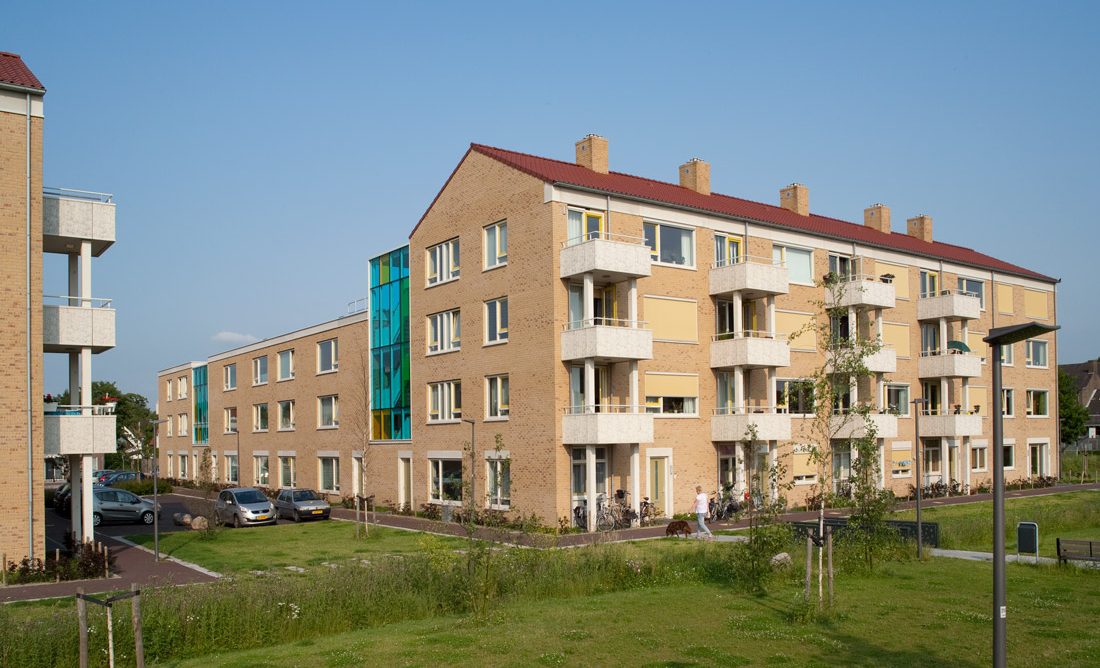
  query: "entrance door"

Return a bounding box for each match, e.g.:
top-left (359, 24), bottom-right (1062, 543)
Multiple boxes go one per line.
top-left (399, 457), bottom-right (413, 510)
top-left (1030, 443), bottom-right (1045, 477)
top-left (649, 457), bottom-right (668, 515)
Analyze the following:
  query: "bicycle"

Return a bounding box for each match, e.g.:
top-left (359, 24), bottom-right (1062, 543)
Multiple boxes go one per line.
top-left (638, 496), bottom-right (660, 526)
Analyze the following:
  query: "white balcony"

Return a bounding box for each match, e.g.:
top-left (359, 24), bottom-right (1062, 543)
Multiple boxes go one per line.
top-left (559, 233), bottom-right (651, 281)
top-left (864, 346), bottom-right (897, 373)
top-left (710, 332), bottom-right (790, 369)
top-left (917, 290), bottom-right (981, 321)
top-left (711, 408), bottom-right (791, 442)
top-left (709, 258), bottom-right (789, 298)
top-left (44, 406), bottom-right (118, 456)
top-left (562, 406), bottom-right (653, 445)
top-left (829, 412), bottom-right (899, 439)
top-left (561, 319), bottom-right (653, 362)
top-left (42, 189), bottom-right (116, 256)
top-left (43, 297), bottom-right (116, 353)
top-left (833, 276), bottom-right (896, 310)
top-left (918, 351), bottom-right (982, 378)
top-left (919, 412), bottom-right (983, 438)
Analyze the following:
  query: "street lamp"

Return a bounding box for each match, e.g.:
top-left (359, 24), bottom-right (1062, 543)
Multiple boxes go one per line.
top-left (911, 397), bottom-right (927, 560)
top-left (985, 322), bottom-right (1059, 668)
top-left (148, 418), bottom-right (170, 562)
top-left (461, 419), bottom-right (476, 511)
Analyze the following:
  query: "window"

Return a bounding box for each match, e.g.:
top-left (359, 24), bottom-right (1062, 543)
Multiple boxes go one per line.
top-left (226, 455), bottom-right (239, 483)
top-left (278, 349), bottom-right (295, 380)
top-left (223, 364), bottom-right (237, 390)
top-left (279, 456), bottom-right (296, 487)
top-left (487, 458), bottom-right (511, 508)
top-left (1002, 389), bottom-right (1014, 417)
top-left (428, 380), bottom-right (462, 422)
top-left (430, 459), bottom-right (463, 503)
top-left (319, 457), bottom-right (340, 492)
top-left (166, 380), bottom-right (173, 402)
top-left (1026, 390), bottom-right (1049, 417)
top-left (833, 444), bottom-right (852, 488)
top-left (178, 454), bottom-right (188, 478)
top-left (719, 454), bottom-right (738, 489)
top-left (644, 221), bottom-right (695, 266)
top-left (890, 444), bottom-right (912, 478)
top-left (487, 375), bottom-right (509, 419)
top-left (317, 338), bottom-right (338, 373)
top-left (278, 400), bottom-right (295, 430)
top-left (253, 455), bottom-right (269, 485)
top-left (714, 235), bottom-right (742, 267)
top-left (224, 407), bottom-right (238, 434)
top-left (253, 356), bottom-right (268, 384)
top-left (886, 384), bottom-right (910, 416)
top-left (920, 323), bottom-right (940, 354)
top-left (567, 209), bottom-right (604, 245)
top-left (166, 418), bottom-right (173, 437)
top-left (484, 220), bottom-right (507, 268)
top-left (828, 254), bottom-right (853, 280)
top-left (178, 376), bottom-right (188, 399)
top-left (253, 403), bottom-right (269, 431)
top-left (1000, 344), bottom-right (1014, 366)
top-left (921, 381), bottom-right (942, 415)
top-left (829, 313), bottom-right (851, 345)
top-left (772, 245), bottom-right (813, 284)
top-left (957, 277), bottom-right (985, 308)
top-left (919, 270), bottom-right (939, 298)
top-left (318, 395), bottom-right (339, 428)
top-left (1025, 340), bottom-right (1048, 368)
top-left (971, 445), bottom-right (987, 472)
top-left (777, 379), bottom-right (815, 414)
top-left (645, 396), bottom-right (698, 415)
top-left (179, 414), bottom-right (188, 436)
top-left (426, 237), bottom-right (460, 285)
top-left (428, 309), bottom-right (461, 354)
top-left (570, 447), bottom-right (608, 499)
top-left (485, 298), bottom-right (508, 344)
top-left (1003, 445), bottom-right (1015, 469)
top-left (923, 441), bottom-right (941, 476)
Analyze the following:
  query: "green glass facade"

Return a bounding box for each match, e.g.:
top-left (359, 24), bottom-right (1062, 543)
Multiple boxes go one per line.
top-left (370, 246), bottom-right (410, 440)
top-left (192, 364), bottom-right (209, 445)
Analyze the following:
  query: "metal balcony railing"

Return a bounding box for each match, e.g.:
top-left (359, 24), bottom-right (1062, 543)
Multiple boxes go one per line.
top-left (43, 187), bottom-right (114, 203)
top-left (561, 230), bottom-right (647, 248)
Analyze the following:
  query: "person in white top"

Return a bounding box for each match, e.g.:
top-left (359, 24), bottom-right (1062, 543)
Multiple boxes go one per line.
top-left (694, 485), bottom-right (714, 539)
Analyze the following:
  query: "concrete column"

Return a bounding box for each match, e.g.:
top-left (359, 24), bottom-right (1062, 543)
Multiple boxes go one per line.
top-left (734, 366), bottom-right (745, 413)
top-left (766, 368), bottom-right (777, 410)
top-left (878, 441), bottom-right (886, 489)
top-left (583, 273), bottom-right (594, 324)
top-left (766, 295), bottom-right (776, 334)
top-left (630, 445), bottom-right (640, 522)
top-left (67, 254), bottom-right (79, 306)
top-left (848, 306), bottom-right (857, 344)
top-left (80, 241), bottom-right (92, 301)
top-left (628, 278), bottom-right (637, 325)
top-left (768, 444), bottom-right (778, 501)
top-left (586, 444), bottom-right (597, 531)
top-left (735, 443), bottom-right (746, 495)
top-left (964, 437), bottom-right (971, 491)
top-left (81, 454), bottom-right (94, 543)
top-left (584, 358), bottom-right (595, 412)
top-left (81, 349), bottom-right (92, 411)
top-left (938, 318), bottom-right (948, 352)
top-left (876, 309), bottom-right (884, 339)
top-left (69, 455), bottom-right (83, 541)
top-left (732, 292), bottom-right (743, 335)
top-left (940, 378), bottom-right (949, 414)
top-left (629, 361), bottom-right (639, 411)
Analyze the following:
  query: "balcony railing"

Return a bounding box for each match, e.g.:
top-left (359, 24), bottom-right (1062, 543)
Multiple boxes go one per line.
top-left (829, 410), bottom-right (899, 439)
top-left (562, 405), bottom-right (653, 444)
top-left (561, 230), bottom-right (647, 248)
top-left (710, 331), bottom-right (790, 368)
top-left (44, 405), bottom-right (117, 456)
top-left (561, 319), bottom-right (653, 361)
top-left (43, 187), bottom-right (113, 203)
top-left (709, 255), bottom-right (789, 296)
top-left (917, 409), bottom-right (983, 437)
top-left (559, 231), bottom-right (652, 280)
top-left (43, 295), bottom-right (116, 353)
top-left (711, 405), bottom-right (791, 441)
top-left (918, 349), bottom-right (982, 378)
top-left (831, 274), bottom-right (896, 310)
top-left (917, 289), bottom-right (981, 321)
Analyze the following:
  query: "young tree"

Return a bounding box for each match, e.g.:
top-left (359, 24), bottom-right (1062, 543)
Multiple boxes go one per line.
top-left (1059, 368), bottom-right (1089, 452)
top-left (346, 337), bottom-right (375, 537)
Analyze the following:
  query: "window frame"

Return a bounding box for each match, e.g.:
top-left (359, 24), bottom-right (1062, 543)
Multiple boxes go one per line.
top-left (427, 309), bottom-right (462, 355)
top-left (919, 270), bottom-right (940, 298)
top-left (179, 413), bottom-right (188, 436)
top-left (429, 458), bottom-right (463, 504)
top-left (484, 220), bottom-right (508, 270)
top-left (426, 237), bottom-right (461, 286)
top-left (278, 399), bottom-right (295, 431)
top-left (252, 356), bottom-right (268, 385)
top-left (318, 456), bottom-right (340, 493)
top-left (885, 384), bottom-right (911, 417)
top-left (317, 338), bottom-right (339, 374)
top-left (226, 454), bottom-right (239, 484)
top-left (1025, 340), bottom-right (1048, 368)
top-left (166, 380), bottom-right (173, 402)
top-left (253, 403), bottom-right (269, 432)
top-left (957, 277), bottom-right (986, 309)
top-left (643, 220), bottom-right (696, 269)
top-left (1025, 389), bottom-right (1049, 417)
top-left (428, 380), bottom-right (462, 423)
top-left (486, 375), bottom-right (510, 420)
top-left (1001, 388), bottom-right (1015, 418)
top-left (224, 407), bottom-right (238, 434)
top-left (486, 458), bottom-right (511, 509)
top-left (1000, 344), bottom-right (1014, 367)
top-left (566, 208), bottom-right (605, 246)
top-left (772, 245), bottom-right (814, 285)
top-left (1003, 445), bottom-right (1015, 470)
top-left (485, 297), bottom-right (509, 345)
top-left (279, 456), bottom-right (296, 487)
top-left (970, 444), bottom-right (988, 472)
top-left (253, 454), bottom-right (270, 486)
top-left (776, 378), bottom-right (815, 415)
top-left (645, 395), bottom-right (699, 417)
top-left (277, 349), bottom-right (295, 381)
top-left (713, 234), bottom-right (743, 267)
top-left (223, 363), bottom-right (237, 391)
top-left (178, 376), bottom-right (188, 399)
top-left (318, 394), bottom-right (339, 429)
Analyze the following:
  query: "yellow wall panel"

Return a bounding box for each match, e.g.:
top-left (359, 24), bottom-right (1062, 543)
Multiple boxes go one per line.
top-left (882, 323), bottom-right (911, 357)
top-left (1023, 289), bottom-right (1048, 320)
top-left (776, 311), bottom-right (815, 351)
top-left (644, 373), bottom-right (699, 397)
top-left (643, 296), bottom-right (698, 341)
top-left (890, 445), bottom-right (913, 471)
top-left (996, 284), bottom-right (1014, 314)
top-left (792, 453), bottom-right (816, 476)
top-left (969, 386), bottom-right (988, 416)
top-left (875, 261), bottom-right (910, 300)
top-left (967, 330), bottom-right (989, 361)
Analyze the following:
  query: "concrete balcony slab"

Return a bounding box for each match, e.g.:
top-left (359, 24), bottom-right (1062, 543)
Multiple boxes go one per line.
top-left (829, 413), bottom-right (899, 439)
top-left (710, 335), bottom-right (789, 369)
top-left (918, 352), bottom-right (982, 378)
top-left (43, 190), bottom-right (115, 256)
top-left (835, 278), bottom-right (895, 310)
top-left (709, 261), bottom-right (789, 298)
top-left (562, 411), bottom-right (653, 445)
top-left (917, 291), bottom-right (981, 321)
top-left (711, 411), bottom-right (791, 442)
top-left (919, 413), bottom-right (983, 438)
top-left (561, 323), bottom-right (652, 362)
top-left (43, 303), bottom-right (116, 353)
top-left (44, 412), bottom-right (117, 456)
top-left (560, 236), bottom-right (651, 281)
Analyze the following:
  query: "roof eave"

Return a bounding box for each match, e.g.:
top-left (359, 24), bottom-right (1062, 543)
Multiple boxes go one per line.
top-left (0, 81), bottom-right (45, 95)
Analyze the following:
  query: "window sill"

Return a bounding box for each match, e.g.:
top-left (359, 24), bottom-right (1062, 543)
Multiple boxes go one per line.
top-left (891, 473), bottom-right (913, 479)
top-left (277, 428), bottom-right (296, 432)
top-left (971, 468), bottom-right (988, 473)
top-left (794, 479), bottom-right (817, 486)
top-left (429, 499), bottom-right (463, 506)
top-left (1025, 365), bottom-right (1049, 370)
top-left (428, 419), bottom-right (462, 425)
top-left (651, 261), bottom-right (697, 271)
top-left (483, 339), bottom-right (508, 348)
top-left (653, 414), bottom-right (699, 419)
top-left (1026, 415), bottom-right (1049, 419)
top-left (487, 503), bottom-right (511, 511)
top-left (252, 381), bottom-right (268, 387)
top-left (484, 416), bottom-right (509, 423)
top-left (253, 429), bottom-right (269, 433)
top-left (277, 377), bottom-right (296, 383)
top-left (224, 387), bottom-right (236, 393)
top-left (316, 369), bottom-right (338, 376)
top-left (426, 276), bottom-right (460, 289)
top-left (483, 262), bottom-right (508, 273)
top-left (426, 348), bottom-right (461, 357)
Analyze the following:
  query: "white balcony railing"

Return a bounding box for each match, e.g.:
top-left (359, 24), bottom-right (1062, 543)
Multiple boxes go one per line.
top-left (711, 406), bottom-right (791, 441)
top-left (832, 275), bottom-right (896, 310)
top-left (43, 295), bottom-right (116, 353)
top-left (829, 410), bottom-right (899, 439)
top-left (917, 289), bottom-right (981, 321)
top-left (709, 255), bottom-right (789, 297)
top-left (559, 231), bottom-right (652, 280)
top-left (710, 331), bottom-right (790, 368)
top-left (562, 405), bottom-right (653, 444)
top-left (44, 405), bottom-right (118, 456)
top-left (561, 318), bottom-right (653, 361)
top-left (918, 350), bottom-right (982, 378)
top-left (917, 410), bottom-right (983, 438)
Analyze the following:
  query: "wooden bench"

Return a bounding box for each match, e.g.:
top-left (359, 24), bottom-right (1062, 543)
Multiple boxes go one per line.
top-left (1056, 538), bottom-right (1100, 565)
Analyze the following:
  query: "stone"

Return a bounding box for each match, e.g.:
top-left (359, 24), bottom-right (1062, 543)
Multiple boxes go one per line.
top-left (189, 515), bottom-right (208, 531)
top-left (173, 512), bottom-right (192, 527)
top-left (770, 552), bottom-right (792, 570)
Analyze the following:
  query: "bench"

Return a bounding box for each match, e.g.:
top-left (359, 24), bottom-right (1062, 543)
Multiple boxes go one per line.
top-left (1056, 538), bottom-right (1100, 565)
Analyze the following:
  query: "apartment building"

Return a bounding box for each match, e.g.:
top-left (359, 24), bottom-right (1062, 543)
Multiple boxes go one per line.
top-left (1, 51), bottom-right (118, 561)
top-left (157, 312), bottom-right (370, 497)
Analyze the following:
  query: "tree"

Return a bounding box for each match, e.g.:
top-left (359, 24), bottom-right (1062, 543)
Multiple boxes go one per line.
top-left (1059, 368), bottom-right (1089, 451)
top-left (55, 380), bottom-right (157, 468)
top-left (346, 337), bottom-right (375, 536)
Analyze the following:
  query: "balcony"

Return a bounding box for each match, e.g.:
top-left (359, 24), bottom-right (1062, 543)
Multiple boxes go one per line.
top-left (43, 296), bottom-right (116, 353)
top-left (917, 290), bottom-right (981, 321)
top-left (43, 405), bottom-right (118, 456)
top-left (832, 275), bottom-right (896, 310)
top-left (710, 332), bottom-right (790, 369)
top-left (918, 351), bottom-right (982, 378)
top-left (562, 406), bottom-right (653, 445)
top-left (864, 345), bottom-right (897, 373)
top-left (42, 188), bottom-right (116, 256)
top-left (918, 412), bottom-right (983, 438)
top-left (561, 319), bottom-right (653, 362)
top-left (829, 411), bottom-right (899, 439)
top-left (559, 232), bottom-right (651, 281)
top-left (709, 257), bottom-right (789, 298)
top-left (711, 407), bottom-right (791, 442)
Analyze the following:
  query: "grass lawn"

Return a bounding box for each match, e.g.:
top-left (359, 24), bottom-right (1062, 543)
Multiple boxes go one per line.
top-left (893, 490), bottom-right (1100, 557)
top-left (159, 557), bottom-right (1100, 668)
top-left (127, 521), bottom-right (467, 574)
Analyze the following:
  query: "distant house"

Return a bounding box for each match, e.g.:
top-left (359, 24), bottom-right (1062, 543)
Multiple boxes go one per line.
top-left (1061, 358), bottom-right (1100, 449)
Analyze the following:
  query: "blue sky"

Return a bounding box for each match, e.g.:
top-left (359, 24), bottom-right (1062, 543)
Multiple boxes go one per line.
top-left (6, 1), bottom-right (1098, 401)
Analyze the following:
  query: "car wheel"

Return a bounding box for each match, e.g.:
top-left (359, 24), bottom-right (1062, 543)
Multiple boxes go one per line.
top-left (293, 510), bottom-right (301, 522)
top-left (92, 512), bottom-right (102, 527)
top-left (233, 514), bottom-right (241, 529)
top-left (141, 511), bottom-right (154, 525)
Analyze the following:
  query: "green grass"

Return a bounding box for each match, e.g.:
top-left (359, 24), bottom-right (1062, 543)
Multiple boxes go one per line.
top-left (158, 557), bottom-right (1100, 668)
top-left (894, 490), bottom-right (1100, 557)
top-left (126, 521), bottom-right (467, 573)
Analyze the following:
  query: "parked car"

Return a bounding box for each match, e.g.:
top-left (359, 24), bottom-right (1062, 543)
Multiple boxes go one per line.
top-left (102, 471), bottom-right (144, 486)
top-left (213, 487), bottom-right (277, 528)
top-left (52, 482), bottom-right (71, 511)
top-left (92, 486), bottom-right (160, 527)
top-left (94, 469), bottom-right (116, 484)
top-left (274, 488), bottom-right (331, 522)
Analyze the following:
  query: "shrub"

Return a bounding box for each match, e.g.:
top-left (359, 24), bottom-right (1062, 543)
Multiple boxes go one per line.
top-left (114, 478), bottom-right (173, 496)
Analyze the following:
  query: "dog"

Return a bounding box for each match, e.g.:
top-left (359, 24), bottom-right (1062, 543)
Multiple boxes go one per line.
top-left (665, 520), bottom-right (694, 538)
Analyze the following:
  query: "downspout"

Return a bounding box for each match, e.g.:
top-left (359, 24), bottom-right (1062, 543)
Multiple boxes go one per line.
top-left (25, 92), bottom-right (34, 561)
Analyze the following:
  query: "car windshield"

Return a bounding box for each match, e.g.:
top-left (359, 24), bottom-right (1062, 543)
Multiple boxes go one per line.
top-left (292, 490), bottom-right (318, 501)
top-left (234, 490), bottom-right (268, 504)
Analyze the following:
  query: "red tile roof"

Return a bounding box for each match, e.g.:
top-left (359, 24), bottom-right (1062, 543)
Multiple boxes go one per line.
top-left (0, 51), bottom-right (45, 92)
top-left (466, 143), bottom-right (1056, 283)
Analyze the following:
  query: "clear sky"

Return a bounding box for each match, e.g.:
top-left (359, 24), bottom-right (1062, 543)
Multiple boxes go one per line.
top-left (5, 1), bottom-right (1098, 402)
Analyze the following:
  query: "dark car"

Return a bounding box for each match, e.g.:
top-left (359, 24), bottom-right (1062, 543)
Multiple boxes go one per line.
top-left (92, 486), bottom-right (160, 527)
top-left (102, 471), bottom-right (144, 486)
top-left (94, 469), bottom-right (116, 484)
top-left (213, 487), bottom-right (277, 528)
top-left (274, 488), bottom-right (331, 522)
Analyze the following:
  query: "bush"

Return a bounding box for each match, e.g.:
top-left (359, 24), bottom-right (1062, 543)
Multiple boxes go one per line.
top-left (114, 478), bottom-right (173, 496)
top-left (3, 542), bottom-right (117, 586)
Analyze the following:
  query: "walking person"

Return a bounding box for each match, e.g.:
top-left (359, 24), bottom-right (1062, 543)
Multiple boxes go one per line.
top-left (694, 485), bottom-right (714, 540)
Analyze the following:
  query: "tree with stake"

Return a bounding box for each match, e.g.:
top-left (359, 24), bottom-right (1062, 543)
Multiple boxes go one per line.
top-left (346, 338), bottom-right (375, 537)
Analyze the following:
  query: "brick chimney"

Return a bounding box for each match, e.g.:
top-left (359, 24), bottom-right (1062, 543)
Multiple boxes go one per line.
top-left (907, 214), bottom-right (933, 243)
top-left (679, 158), bottom-right (710, 195)
top-left (780, 183), bottom-right (809, 216)
top-left (575, 134), bottom-right (608, 174)
top-left (864, 203), bottom-right (891, 234)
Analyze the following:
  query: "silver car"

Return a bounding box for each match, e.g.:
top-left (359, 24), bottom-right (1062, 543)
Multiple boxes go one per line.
top-left (274, 488), bottom-right (331, 522)
top-left (92, 486), bottom-right (160, 527)
top-left (213, 487), bottom-right (276, 528)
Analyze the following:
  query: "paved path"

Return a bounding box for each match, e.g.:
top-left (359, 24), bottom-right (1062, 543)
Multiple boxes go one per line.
top-left (928, 547), bottom-right (1060, 565)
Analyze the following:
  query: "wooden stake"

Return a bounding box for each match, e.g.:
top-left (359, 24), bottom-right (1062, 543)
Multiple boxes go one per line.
top-left (104, 546), bottom-right (110, 578)
top-left (804, 534), bottom-right (812, 601)
top-left (77, 587), bottom-right (89, 668)
top-left (827, 527), bottom-right (834, 608)
top-left (2, 552), bottom-right (6, 586)
top-left (131, 584), bottom-right (145, 668)
top-left (106, 602), bottom-right (116, 668)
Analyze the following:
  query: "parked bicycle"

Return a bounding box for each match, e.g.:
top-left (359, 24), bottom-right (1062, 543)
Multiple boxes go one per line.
top-left (638, 496), bottom-right (660, 526)
top-left (709, 485), bottom-right (741, 521)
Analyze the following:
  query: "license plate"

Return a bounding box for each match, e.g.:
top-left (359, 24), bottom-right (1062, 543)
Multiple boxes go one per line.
top-left (312, 510), bottom-right (323, 515)
top-left (256, 515), bottom-right (269, 521)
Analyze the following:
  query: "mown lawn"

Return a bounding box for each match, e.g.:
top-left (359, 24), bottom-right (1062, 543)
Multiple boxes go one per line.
top-left (127, 521), bottom-right (467, 574)
top-left (893, 490), bottom-right (1100, 557)
top-left (159, 557), bottom-right (1100, 668)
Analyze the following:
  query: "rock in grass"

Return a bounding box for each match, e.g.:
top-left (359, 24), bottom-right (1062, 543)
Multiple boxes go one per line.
top-left (190, 515), bottom-right (209, 531)
top-left (770, 552), bottom-right (792, 570)
top-left (173, 512), bottom-right (192, 526)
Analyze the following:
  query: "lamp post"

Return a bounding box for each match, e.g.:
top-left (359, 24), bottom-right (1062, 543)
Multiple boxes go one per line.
top-left (148, 418), bottom-right (170, 562)
top-left (461, 419), bottom-right (476, 511)
top-left (985, 322), bottom-right (1059, 668)
top-left (911, 397), bottom-right (927, 560)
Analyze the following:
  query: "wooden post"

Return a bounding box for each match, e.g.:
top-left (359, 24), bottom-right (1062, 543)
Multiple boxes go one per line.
top-left (804, 534), bottom-right (812, 601)
top-left (77, 588), bottom-right (89, 668)
top-left (131, 583), bottom-right (145, 668)
top-left (106, 602), bottom-right (116, 668)
top-left (354, 494), bottom-right (361, 539)
top-left (104, 546), bottom-right (110, 578)
top-left (827, 527), bottom-right (834, 608)
top-left (2, 552), bottom-right (6, 586)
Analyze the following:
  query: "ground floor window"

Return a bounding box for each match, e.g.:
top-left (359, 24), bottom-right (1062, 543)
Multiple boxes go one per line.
top-left (718, 453), bottom-right (737, 490)
top-left (1030, 443), bottom-right (1046, 476)
top-left (254, 455), bottom-right (269, 486)
top-left (487, 458), bottom-right (511, 509)
top-left (570, 447), bottom-right (608, 500)
top-left (319, 457), bottom-right (340, 493)
top-left (1003, 445), bottom-right (1015, 469)
top-left (280, 456), bottom-right (296, 487)
top-left (923, 441), bottom-right (941, 481)
top-left (178, 454), bottom-right (188, 479)
top-left (226, 454), bottom-right (239, 483)
top-left (970, 445), bottom-right (987, 472)
top-left (832, 442), bottom-right (852, 492)
top-left (430, 459), bottom-right (463, 503)
top-left (166, 455), bottom-right (174, 478)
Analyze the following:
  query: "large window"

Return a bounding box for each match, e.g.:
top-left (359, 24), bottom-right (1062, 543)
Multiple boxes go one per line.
top-left (957, 277), bottom-right (985, 308)
top-left (1026, 390), bottom-right (1049, 417)
top-left (485, 298), bottom-right (509, 344)
top-left (318, 395), bottom-right (339, 428)
top-left (178, 376), bottom-right (188, 399)
top-left (570, 447), bottom-right (607, 499)
top-left (224, 407), bottom-right (238, 434)
top-left (226, 455), bottom-right (239, 484)
top-left (487, 458), bottom-right (511, 509)
top-left (428, 309), bottom-right (461, 354)
top-left (566, 209), bottom-right (604, 245)
top-left (166, 418), bottom-right (173, 437)
top-left (279, 456), bottom-right (296, 487)
top-left (166, 380), bottom-right (173, 402)
top-left (319, 457), bottom-right (340, 492)
top-left (1003, 445), bottom-right (1015, 469)
top-left (714, 235), bottom-right (742, 267)
top-left (253, 403), bottom-right (269, 431)
top-left (777, 379), bottom-right (815, 414)
top-left (828, 254), bottom-right (854, 280)
top-left (920, 323), bottom-right (940, 354)
top-left (428, 380), bottom-right (462, 422)
top-left (178, 454), bottom-right (188, 479)
top-left (772, 245), bottom-right (813, 284)
top-left (278, 400), bottom-right (295, 430)
top-left (921, 381), bottom-right (942, 415)
top-left (178, 413), bottom-right (188, 436)
top-left (253, 455), bottom-right (270, 486)
top-left (318, 338), bottom-right (338, 373)
top-left (430, 459), bottom-right (463, 503)
top-left (886, 384), bottom-right (910, 416)
top-left (484, 220), bottom-right (508, 268)
top-left (426, 237), bottom-right (460, 285)
top-left (644, 222), bottom-right (695, 267)
top-left (487, 375), bottom-right (510, 419)
top-left (919, 270), bottom-right (939, 298)
top-left (1000, 344), bottom-right (1014, 366)
top-left (645, 395), bottom-right (698, 415)
top-left (1002, 389), bottom-right (1015, 417)
top-left (223, 364), bottom-right (237, 391)
top-left (1025, 340), bottom-right (1048, 368)
top-left (253, 356), bottom-right (268, 385)
top-left (278, 349), bottom-right (295, 381)
top-left (970, 445), bottom-right (987, 472)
